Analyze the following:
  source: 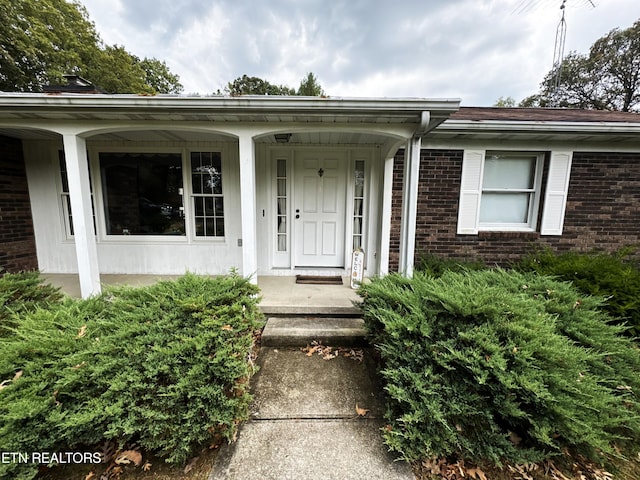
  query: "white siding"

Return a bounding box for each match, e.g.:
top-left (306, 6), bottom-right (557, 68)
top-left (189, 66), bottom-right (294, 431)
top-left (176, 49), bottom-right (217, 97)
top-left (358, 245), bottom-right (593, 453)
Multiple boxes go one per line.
top-left (23, 140), bottom-right (244, 275)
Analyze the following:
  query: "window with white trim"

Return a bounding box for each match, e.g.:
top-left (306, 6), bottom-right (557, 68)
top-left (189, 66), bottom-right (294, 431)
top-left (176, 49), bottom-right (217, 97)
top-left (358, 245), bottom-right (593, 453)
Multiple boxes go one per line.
top-left (275, 158), bottom-right (288, 251)
top-left (352, 160), bottom-right (365, 250)
top-left (190, 151), bottom-right (225, 237)
top-left (479, 152), bottom-right (543, 230)
top-left (457, 150), bottom-right (547, 234)
top-left (58, 150), bottom-right (95, 237)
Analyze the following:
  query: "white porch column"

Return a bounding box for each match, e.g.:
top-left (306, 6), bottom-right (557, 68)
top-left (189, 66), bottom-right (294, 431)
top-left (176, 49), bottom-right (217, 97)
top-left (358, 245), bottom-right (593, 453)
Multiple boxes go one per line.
top-left (62, 133), bottom-right (101, 298)
top-left (378, 153), bottom-right (396, 276)
top-left (238, 133), bottom-right (258, 284)
top-left (398, 136), bottom-right (422, 277)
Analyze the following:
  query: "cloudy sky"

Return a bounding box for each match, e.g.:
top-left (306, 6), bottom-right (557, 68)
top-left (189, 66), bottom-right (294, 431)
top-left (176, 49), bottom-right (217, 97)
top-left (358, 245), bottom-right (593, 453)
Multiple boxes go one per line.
top-left (77, 0), bottom-right (639, 106)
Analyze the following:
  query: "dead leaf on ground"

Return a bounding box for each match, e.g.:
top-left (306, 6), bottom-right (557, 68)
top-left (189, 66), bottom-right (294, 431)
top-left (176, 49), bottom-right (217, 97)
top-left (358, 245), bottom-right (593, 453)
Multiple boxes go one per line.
top-left (302, 341), bottom-right (364, 362)
top-left (467, 466), bottom-right (488, 480)
top-left (84, 472), bottom-right (96, 480)
top-left (183, 456), bottom-right (200, 474)
top-left (115, 450), bottom-right (142, 467)
top-left (355, 403), bottom-right (369, 417)
top-left (221, 325), bottom-right (233, 331)
top-left (142, 461), bottom-right (152, 472)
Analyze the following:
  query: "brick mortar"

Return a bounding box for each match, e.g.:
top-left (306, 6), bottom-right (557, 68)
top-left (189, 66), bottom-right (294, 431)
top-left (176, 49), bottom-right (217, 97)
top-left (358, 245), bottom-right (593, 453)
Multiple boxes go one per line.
top-left (0, 135), bottom-right (37, 272)
top-left (390, 150), bottom-right (640, 271)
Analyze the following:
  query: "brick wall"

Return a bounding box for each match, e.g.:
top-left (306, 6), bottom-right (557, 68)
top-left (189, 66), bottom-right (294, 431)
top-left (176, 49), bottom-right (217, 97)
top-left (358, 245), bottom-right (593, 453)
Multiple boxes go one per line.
top-left (0, 135), bottom-right (38, 272)
top-left (389, 149), bottom-right (640, 271)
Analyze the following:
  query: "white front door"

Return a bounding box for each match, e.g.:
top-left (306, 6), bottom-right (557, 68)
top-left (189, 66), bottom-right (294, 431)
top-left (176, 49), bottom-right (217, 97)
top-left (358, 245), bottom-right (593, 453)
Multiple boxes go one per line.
top-left (293, 152), bottom-right (347, 267)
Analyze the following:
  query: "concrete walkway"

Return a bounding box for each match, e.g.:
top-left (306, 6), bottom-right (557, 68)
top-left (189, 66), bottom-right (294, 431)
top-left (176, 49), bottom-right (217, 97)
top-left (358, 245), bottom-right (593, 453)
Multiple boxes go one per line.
top-left (208, 346), bottom-right (414, 480)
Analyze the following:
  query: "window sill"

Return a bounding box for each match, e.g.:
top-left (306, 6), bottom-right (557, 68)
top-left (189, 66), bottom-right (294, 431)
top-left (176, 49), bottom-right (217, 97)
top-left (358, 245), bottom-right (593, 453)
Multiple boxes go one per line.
top-left (477, 231), bottom-right (540, 240)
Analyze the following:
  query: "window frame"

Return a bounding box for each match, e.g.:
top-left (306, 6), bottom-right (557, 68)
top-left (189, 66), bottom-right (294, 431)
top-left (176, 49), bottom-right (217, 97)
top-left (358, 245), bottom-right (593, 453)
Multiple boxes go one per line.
top-left (61, 145), bottom-right (231, 244)
top-left (189, 150), bottom-right (226, 240)
top-left (478, 151), bottom-right (544, 232)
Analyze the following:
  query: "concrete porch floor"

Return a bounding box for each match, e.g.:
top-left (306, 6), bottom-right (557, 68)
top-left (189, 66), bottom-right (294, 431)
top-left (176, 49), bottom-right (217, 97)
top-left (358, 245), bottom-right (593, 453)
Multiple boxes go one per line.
top-left (41, 274), bottom-right (362, 316)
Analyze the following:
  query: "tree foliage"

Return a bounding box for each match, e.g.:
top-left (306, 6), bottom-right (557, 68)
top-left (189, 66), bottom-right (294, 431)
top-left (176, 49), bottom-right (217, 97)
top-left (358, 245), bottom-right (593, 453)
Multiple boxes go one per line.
top-left (0, 0), bottom-right (182, 93)
top-left (297, 72), bottom-right (325, 96)
top-left (225, 72), bottom-right (326, 96)
top-left (522, 19), bottom-right (640, 111)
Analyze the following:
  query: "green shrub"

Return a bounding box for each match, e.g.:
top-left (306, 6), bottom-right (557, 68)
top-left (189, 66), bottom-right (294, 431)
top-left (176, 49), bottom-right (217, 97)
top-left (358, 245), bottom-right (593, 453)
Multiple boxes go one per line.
top-left (516, 247), bottom-right (640, 337)
top-left (415, 253), bottom-right (485, 277)
top-left (359, 270), bottom-right (640, 467)
top-left (0, 273), bottom-right (263, 480)
top-left (0, 271), bottom-right (63, 337)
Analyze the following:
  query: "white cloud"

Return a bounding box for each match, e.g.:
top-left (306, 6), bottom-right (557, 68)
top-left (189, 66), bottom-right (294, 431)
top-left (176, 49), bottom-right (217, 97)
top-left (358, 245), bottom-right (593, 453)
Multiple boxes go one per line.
top-left (78, 0), bottom-right (640, 105)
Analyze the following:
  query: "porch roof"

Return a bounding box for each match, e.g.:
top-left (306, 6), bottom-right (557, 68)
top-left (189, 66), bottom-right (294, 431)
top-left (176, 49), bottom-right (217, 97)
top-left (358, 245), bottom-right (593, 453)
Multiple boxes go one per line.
top-left (0, 93), bottom-right (461, 141)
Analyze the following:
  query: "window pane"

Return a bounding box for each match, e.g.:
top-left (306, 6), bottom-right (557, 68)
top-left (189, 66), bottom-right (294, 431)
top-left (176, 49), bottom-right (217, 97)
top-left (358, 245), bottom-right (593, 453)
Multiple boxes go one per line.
top-left (215, 219), bottom-right (225, 237)
top-left (100, 152), bottom-right (185, 235)
top-left (480, 193), bottom-right (530, 223)
top-left (277, 159), bottom-right (286, 177)
top-left (277, 198), bottom-right (287, 215)
top-left (354, 199), bottom-right (363, 216)
top-left (277, 234), bottom-right (286, 252)
top-left (191, 152), bottom-right (222, 195)
top-left (353, 236), bottom-right (362, 250)
top-left (215, 197), bottom-right (224, 216)
top-left (195, 218), bottom-right (204, 236)
top-left (353, 217), bottom-right (362, 235)
top-left (483, 155), bottom-right (536, 190)
top-left (204, 218), bottom-right (214, 236)
top-left (204, 197), bottom-right (214, 216)
top-left (277, 179), bottom-right (286, 197)
top-left (277, 216), bottom-right (286, 234)
top-left (194, 197), bottom-right (204, 216)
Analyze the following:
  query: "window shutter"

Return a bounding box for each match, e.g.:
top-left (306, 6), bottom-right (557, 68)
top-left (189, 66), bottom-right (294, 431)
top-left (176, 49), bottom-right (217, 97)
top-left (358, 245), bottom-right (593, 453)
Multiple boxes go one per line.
top-left (457, 150), bottom-right (485, 235)
top-left (540, 151), bottom-right (573, 236)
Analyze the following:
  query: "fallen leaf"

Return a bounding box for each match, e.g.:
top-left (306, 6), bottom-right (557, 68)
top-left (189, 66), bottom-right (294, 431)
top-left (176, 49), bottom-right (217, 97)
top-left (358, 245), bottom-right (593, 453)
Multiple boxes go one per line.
top-left (77, 325), bottom-right (87, 338)
top-left (305, 345), bottom-right (318, 356)
top-left (115, 450), bottom-right (142, 467)
top-left (221, 325), bottom-right (233, 331)
top-left (84, 472), bottom-right (96, 480)
top-left (183, 456), bottom-right (199, 474)
top-left (355, 403), bottom-right (369, 417)
top-left (467, 467), bottom-right (488, 480)
top-left (142, 462), bottom-right (152, 472)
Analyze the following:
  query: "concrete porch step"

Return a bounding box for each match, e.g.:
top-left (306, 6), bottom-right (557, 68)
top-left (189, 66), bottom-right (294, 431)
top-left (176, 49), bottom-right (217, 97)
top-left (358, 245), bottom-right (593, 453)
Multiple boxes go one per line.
top-left (261, 317), bottom-right (368, 347)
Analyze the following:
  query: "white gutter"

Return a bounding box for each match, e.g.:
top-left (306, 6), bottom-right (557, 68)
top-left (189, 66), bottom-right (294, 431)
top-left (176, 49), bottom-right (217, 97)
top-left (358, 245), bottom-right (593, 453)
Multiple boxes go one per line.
top-left (0, 93), bottom-right (461, 118)
top-left (439, 119), bottom-right (640, 134)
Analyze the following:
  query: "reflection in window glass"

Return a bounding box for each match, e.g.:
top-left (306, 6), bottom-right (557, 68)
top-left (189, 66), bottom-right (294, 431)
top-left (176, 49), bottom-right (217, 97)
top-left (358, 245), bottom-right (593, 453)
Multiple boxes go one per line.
top-left (479, 152), bottom-right (539, 226)
top-left (100, 152), bottom-right (185, 235)
top-left (191, 152), bottom-right (224, 237)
